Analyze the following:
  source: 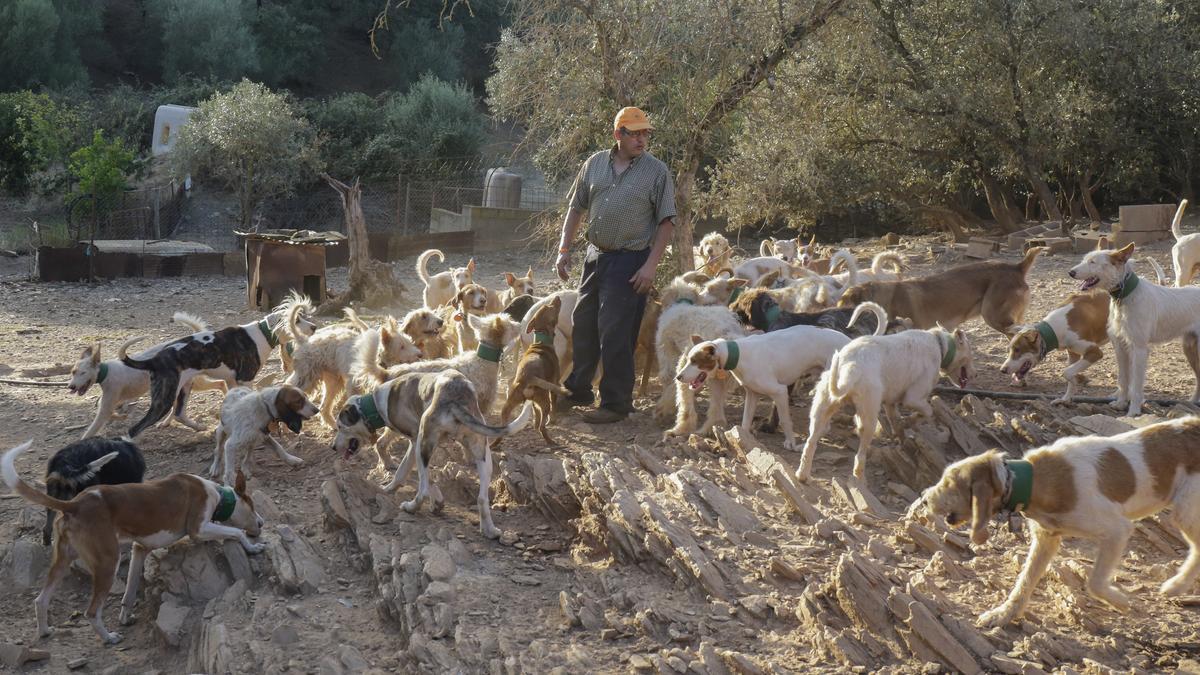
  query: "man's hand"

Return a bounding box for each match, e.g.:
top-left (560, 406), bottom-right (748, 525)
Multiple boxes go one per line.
top-left (555, 251), bottom-right (571, 281)
top-left (629, 261), bottom-right (656, 294)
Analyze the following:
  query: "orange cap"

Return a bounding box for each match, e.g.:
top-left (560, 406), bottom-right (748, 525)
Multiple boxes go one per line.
top-left (613, 107), bottom-right (653, 132)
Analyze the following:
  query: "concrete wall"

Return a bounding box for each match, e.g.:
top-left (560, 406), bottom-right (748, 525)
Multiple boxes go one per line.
top-left (463, 205), bottom-right (543, 252)
top-left (430, 207), bottom-right (468, 234)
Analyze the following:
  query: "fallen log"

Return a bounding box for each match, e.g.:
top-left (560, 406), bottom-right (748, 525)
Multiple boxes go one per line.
top-left (0, 378), bottom-right (70, 387)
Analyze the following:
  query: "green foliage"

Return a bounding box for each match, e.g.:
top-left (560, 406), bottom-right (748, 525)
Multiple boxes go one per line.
top-left (68, 130), bottom-right (136, 201)
top-left (0, 0), bottom-right (101, 90)
top-left (365, 75), bottom-right (486, 172)
top-left (172, 80), bottom-right (322, 228)
top-left (306, 93), bottom-right (386, 179)
top-left (380, 21), bottom-right (466, 91)
top-left (0, 91), bottom-right (82, 196)
top-left (253, 3), bottom-right (326, 88)
top-left (154, 0), bottom-right (260, 84)
top-left (82, 78), bottom-right (225, 154)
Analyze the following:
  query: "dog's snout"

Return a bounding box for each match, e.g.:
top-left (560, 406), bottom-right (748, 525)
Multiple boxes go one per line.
top-left (1068, 269), bottom-right (1077, 278)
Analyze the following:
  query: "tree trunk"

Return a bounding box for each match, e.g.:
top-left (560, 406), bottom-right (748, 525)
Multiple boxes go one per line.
top-left (979, 172), bottom-right (1021, 232)
top-left (1024, 164), bottom-right (1063, 222)
top-left (1025, 192), bottom-right (1038, 221)
top-left (912, 205), bottom-right (967, 242)
top-left (1079, 172), bottom-right (1102, 223)
top-left (672, 156), bottom-right (701, 273)
top-left (318, 174), bottom-right (407, 315)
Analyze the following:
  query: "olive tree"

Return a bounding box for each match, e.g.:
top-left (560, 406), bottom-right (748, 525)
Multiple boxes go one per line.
top-left (172, 80), bottom-right (321, 229)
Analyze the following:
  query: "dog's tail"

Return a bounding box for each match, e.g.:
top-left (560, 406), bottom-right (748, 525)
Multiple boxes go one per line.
top-left (116, 336), bottom-right (146, 361)
top-left (343, 308), bottom-right (370, 332)
top-left (171, 311), bottom-right (207, 332)
top-left (352, 328), bottom-right (389, 385)
top-left (1172, 199), bottom-right (1190, 240)
top-left (1019, 246), bottom-right (1047, 274)
top-left (416, 249), bottom-right (444, 286)
top-left (759, 239), bottom-right (773, 257)
top-left (3, 441), bottom-right (80, 513)
top-left (870, 251), bottom-right (905, 276)
top-left (848, 301), bottom-right (889, 336)
top-left (450, 400), bottom-right (534, 438)
top-left (524, 376), bottom-right (571, 397)
top-left (1143, 257), bottom-right (1169, 286)
top-left (830, 249), bottom-right (859, 286)
top-left (285, 295), bottom-right (312, 345)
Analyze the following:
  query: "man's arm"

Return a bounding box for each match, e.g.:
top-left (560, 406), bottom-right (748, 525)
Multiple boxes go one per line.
top-left (555, 207), bottom-right (584, 281)
top-left (629, 217), bottom-right (673, 294)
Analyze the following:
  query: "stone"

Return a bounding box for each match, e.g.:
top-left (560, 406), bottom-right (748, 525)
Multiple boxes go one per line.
top-left (264, 525), bottom-right (326, 595)
top-left (1, 539), bottom-right (48, 589)
top-left (222, 540), bottom-right (254, 584)
top-left (271, 623), bottom-right (300, 645)
top-left (0, 644), bottom-right (50, 668)
top-left (446, 539), bottom-right (472, 566)
top-left (68, 657), bottom-right (89, 669)
top-left (155, 595), bottom-right (191, 648)
top-left (421, 544), bottom-right (456, 581)
top-left (188, 619), bottom-right (234, 675)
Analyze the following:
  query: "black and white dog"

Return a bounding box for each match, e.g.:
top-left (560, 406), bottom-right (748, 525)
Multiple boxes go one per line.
top-left (121, 296), bottom-right (315, 437)
top-left (42, 437), bottom-right (145, 544)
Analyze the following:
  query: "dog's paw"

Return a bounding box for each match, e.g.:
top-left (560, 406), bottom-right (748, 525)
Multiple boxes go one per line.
top-left (37, 626), bottom-right (54, 639)
top-left (1108, 399), bottom-right (1127, 411)
top-left (1094, 586), bottom-right (1131, 611)
top-left (285, 455), bottom-right (305, 467)
top-left (102, 631), bottom-right (124, 645)
top-left (243, 541), bottom-right (266, 555)
top-left (119, 611), bottom-right (135, 626)
top-left (401, 499), bottom-right (419, 513)
top-left (481, 524), bottom-right (502, 540)
top-left (977, 605), bottom-right (1016, 628)
top-left (1050, 396), bottom-right (1071, 405)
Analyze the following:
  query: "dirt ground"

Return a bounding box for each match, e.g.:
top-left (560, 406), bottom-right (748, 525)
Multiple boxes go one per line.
top-left (1, 236), bottom-right (1200, 674)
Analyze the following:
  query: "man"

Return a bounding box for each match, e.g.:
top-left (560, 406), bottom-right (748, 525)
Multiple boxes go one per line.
top-left (554, 106), bottom-right (677, 424)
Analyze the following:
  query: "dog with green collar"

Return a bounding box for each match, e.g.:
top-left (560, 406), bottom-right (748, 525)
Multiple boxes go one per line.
top-left (332, 370), bottom-right (533, 539)
top-left (912, 416), bottom-right (1200, 628)
top-left (797, 303), bottom-right (976, 482)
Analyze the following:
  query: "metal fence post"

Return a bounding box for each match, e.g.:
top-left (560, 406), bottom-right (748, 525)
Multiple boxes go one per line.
top-left (153, 188), bottom-right (161, 239)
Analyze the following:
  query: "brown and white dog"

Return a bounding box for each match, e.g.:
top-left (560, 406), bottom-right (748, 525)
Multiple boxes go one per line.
top-left (499, 296), bottom-right (570, 447)
top-left (910, 416), bottom-right (1200, 627)
top-left (417, 248), bottom-right (475, 309)
top-left (3, 440), bottom-right (265, 644)
top-left (400, 308), bottom-right (453, 359)
top-left (838, 247), bottom-right (1046, 335)
top-left (209, 385), bottom-right (319, 487)
top-left (452, 283), bottom-right (493, 352)
top-left (499, 267), bottom-right (536, 308)
top-left (1069, 242), bottom-right (1200, 415)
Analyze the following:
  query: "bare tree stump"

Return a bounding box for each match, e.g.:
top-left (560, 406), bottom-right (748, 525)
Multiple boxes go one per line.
top-left (317, 174), bottom-right (407, 315)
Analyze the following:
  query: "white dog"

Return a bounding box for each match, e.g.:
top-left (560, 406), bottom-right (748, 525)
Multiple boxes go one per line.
top-left (1168, 200), bottom-right (1196, 286)
top-left (694, 232), bottom-right (734, 277)
top-left (911, 416), bottom-right (1200, 627)
top-left (760, 235), bottom-right (803, 264)
top-left (797, 303), bottom-right (976, 481)
top-left (653, 277), bottom-right (747, 437)
top-left (1069, 242), bottom-right (1200, 415)
top-left (209, 385), bottom-right (319, 487)
top-left (676, 323), bottom-right (850, 449)
top-left (417, 248), bottom-right (475, 309)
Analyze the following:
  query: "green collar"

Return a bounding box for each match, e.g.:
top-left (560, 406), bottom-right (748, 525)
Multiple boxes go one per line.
top-left (674, 298), bottom-right (695, 306)
top-left (939, 332), bottom-right (956, 370)
top-left (1003, 459), bottom-right (1034, 512)
top-left (355, 392), bottom-right (387, 432)
top-left (96, 362), bottom-right (109, 384)
top-left (727, 285), bottom-right (745, 306)
top-left (257, 320), bottom-right (279, 348)
top-left (476, 342), bottom-right (503, 363)
top-left (1110, 272), bottom-right (1139, 301)
top-left (721, 340), bottom-right (740, 371)
top-left (763, 304), bottom-right (782, 329)
top-left (285, 341), bottom-right (295, 357)
top-left (1034, 322), bottom-right (1058, 357)
top-left (533, 331), bottom-right (555, 345)
top-left (212, 486), bottom-right (237, 522)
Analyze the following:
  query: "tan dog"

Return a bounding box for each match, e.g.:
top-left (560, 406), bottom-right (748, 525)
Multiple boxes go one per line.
top-left (453, 283), bottom-right (493, 352)
top-left (3, 441), bottom-right (264, 644)
top-left (911, 416), bottom-right (1200, 627)
top-left (500, 267), bottom-right (536, 308)
top-left (636, 293), bottom-right (662, 396)
top-left (400, 308), bottom-right (453, 359)
top-left (498, 296), bottom-right (569, 447)
top-left (838, 247), bottom-right (1045, 335)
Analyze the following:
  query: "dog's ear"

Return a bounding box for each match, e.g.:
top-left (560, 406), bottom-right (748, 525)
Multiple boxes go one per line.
top-left (235, 469), bottom-right (247, 496)
top-left (729, 279), bottom-right (749, 288)
top-left (89, 342), bottom-right (101, 364)
top-left (808, 233), bottom-right (817, 247)
top-left (526, 266), bottom-right (534, 279)
top-left (690, 334), bottom-right (704, 345)
top-left (968, 460), bottom-right (998, 545)
top-left (756, 270), bottom-right (780, 288)
top-left (1112, 242), bottom-right (1135, 264)
top-left (466, 258), bottom-right (476, 273)
top-left (504, 272), bottom-right (516, 287)
top-left (1095, 235), bottom-right (1110, 250)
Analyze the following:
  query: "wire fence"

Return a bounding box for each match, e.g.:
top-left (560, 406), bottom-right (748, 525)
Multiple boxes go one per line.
top-left (0, 157), bottom-right (567, 254)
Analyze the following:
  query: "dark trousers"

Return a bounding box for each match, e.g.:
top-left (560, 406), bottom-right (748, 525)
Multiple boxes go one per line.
top-left (564, 247), bottom-right (650, 411)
